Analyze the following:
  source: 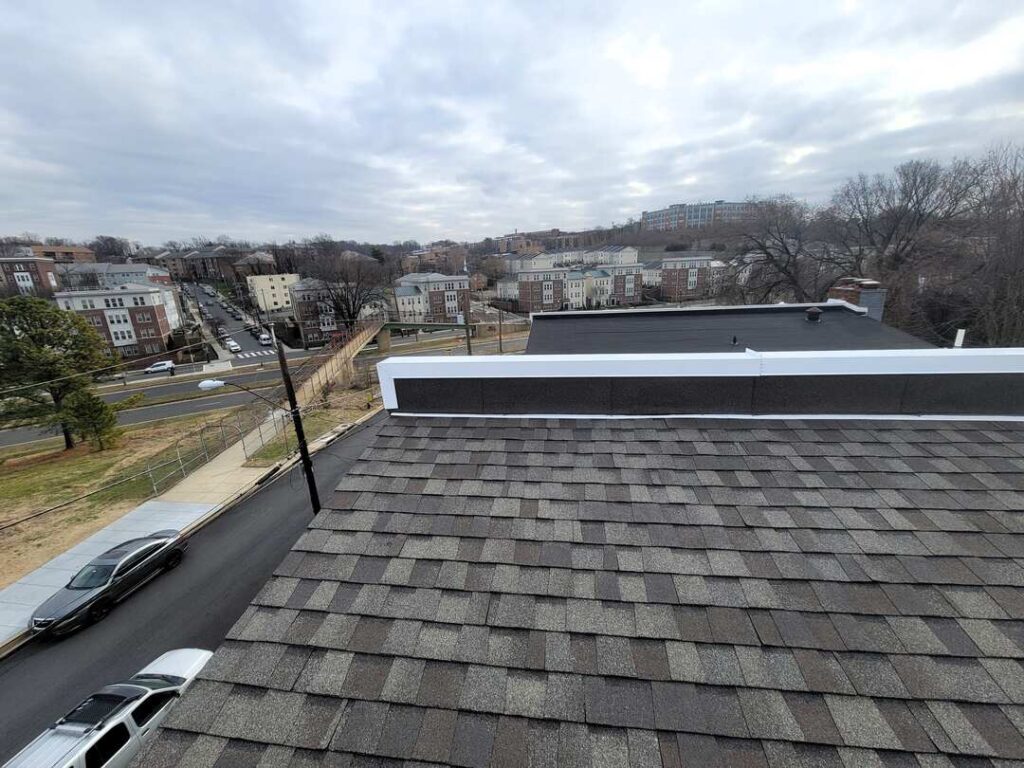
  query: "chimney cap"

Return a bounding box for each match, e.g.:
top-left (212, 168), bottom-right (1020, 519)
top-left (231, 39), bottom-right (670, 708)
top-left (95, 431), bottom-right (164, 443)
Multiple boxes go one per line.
top-left (805, 306), bottom-right (823, 322)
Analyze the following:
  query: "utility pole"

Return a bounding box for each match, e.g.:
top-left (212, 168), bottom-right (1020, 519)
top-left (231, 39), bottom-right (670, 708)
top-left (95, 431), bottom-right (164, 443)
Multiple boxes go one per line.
top-left (497, 305), bottom-right (504, 354)
top-left (275, 337), bottom-right (321, 514)
top-left (463, 290), bottom-right (473, 356)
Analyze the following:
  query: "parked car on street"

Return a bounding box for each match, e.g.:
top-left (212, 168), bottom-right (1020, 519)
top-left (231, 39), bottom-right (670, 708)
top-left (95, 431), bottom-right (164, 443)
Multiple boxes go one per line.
top-left (28, 530), bottom-right (188, 636)
top-left (225, 339), bottom-right (241, 353)
top-left (3, 648), bottom-right (212, 768)
top-left (258, 333), bottom-right (272, 346)
top-left (142, 361), bottom-right (175, 375)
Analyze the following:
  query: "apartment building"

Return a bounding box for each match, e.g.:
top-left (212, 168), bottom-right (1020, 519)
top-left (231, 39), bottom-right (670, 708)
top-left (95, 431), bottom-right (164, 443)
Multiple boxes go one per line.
top-left (659, 253), bottom-right (725, 301)
top-left (585, 263), bottom-right (643, 307)
top-left (504, 250), bottom-right (585, 274)
top-left (581, 245), bottom-right (639, 265)
top-left (505, 246), bottom-right (637, 277)
top-left (30, 244), bottom-right (95, 263)
top-left (0, 253), bottom-right (60, 295)
top-left (233, 251), bottom-right (278, 277)
top-left (517, 268), bottom-right (567, 312)
top-left (393, 273), bottom-right (469, 322)
top-left (246, 273), bottom-right (298, 315)
top-left (641, 199), bottom-right (751, 231)
top-left (393, 285), bottom-right (427, 322)
top-left (290, 278), bottom-right (336, 347)
top-left (290, 278), bottom-right (388, 346)
top-left (642, 263), bottom-right (662, 286)
top-left (402, 243), bottom-right (467, 275)
top-left (507, 263), bottom-right (643, 312)
top-left (54, 283), bottom-right (179, 358)
top-left (57, 261), bottom-right (171, 289)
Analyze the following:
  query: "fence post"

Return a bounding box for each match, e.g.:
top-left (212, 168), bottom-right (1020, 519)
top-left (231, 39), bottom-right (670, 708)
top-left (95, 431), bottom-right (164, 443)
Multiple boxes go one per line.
top-left (220, 421), bottom-right (227, 449)
top-left (256, 419), bottom-right (265, 449)
top-left (146, 462), bottom-right (159, 495)
top-left (176, 444), bottom-right (186, 478)
top-left (199, 430), bottom-right (209, 461)
top-left (281, 413), bottom-right (291, 453)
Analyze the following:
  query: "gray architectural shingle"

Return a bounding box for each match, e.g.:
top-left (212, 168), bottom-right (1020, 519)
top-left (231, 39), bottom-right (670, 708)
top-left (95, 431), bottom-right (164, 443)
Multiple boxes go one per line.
top-left (141, 415), bottom-right (1024, 765)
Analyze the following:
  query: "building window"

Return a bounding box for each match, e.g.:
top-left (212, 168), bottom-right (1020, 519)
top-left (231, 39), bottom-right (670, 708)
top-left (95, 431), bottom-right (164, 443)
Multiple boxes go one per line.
top-left (687, 269), bottom-right (698, 290)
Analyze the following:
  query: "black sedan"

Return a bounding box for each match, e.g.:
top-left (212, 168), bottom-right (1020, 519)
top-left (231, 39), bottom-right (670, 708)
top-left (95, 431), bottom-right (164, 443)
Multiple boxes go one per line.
top-left (29, 530), bottom-right (188, 636)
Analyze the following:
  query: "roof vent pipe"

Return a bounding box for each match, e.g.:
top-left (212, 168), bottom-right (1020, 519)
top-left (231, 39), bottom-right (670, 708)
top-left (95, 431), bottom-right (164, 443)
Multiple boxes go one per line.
top-left (805, 307), bottom-right (823, 323)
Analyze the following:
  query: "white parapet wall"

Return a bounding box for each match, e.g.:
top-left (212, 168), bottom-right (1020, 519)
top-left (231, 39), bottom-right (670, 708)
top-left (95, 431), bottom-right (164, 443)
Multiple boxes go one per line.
top-left (376, 348), bottom-right (1024, 410)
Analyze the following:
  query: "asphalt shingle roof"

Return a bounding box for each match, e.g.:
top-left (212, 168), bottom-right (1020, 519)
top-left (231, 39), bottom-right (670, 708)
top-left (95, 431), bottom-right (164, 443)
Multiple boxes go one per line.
top-left (140, 415), bottom-right (1024, 766)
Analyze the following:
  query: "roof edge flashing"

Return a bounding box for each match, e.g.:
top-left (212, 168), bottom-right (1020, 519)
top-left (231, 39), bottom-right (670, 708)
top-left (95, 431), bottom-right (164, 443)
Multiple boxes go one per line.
top-left (529, 299), bottom-right (867, 320)
top-left (391, 411), bottom-right (1024, 423)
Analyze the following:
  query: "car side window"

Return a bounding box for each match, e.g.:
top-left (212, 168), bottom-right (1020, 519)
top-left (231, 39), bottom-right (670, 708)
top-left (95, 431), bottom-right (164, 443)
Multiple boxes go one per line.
top-left (132, 690), bottom-right (177, 727)
top-left (85, 722), bottom-right (131, 768)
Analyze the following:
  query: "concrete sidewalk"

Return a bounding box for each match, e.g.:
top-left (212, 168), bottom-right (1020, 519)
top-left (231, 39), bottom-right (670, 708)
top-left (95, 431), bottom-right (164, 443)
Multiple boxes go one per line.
top-left (0, 429), bottom-right (275, 648)
top-left (0, 500), bottom-right (216, 641)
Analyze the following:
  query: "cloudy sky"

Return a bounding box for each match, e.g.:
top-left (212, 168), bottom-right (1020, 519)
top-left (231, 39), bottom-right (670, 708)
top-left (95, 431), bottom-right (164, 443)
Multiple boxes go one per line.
top-left (2, 1), bottom-right (1022, 245)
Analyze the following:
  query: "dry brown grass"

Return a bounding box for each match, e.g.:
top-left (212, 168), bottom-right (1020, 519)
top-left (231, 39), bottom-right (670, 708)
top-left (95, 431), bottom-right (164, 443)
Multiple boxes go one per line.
top-left (244, 387), bottom-right (380, 467)
top-left (0, 409), bottom-right (237, 588)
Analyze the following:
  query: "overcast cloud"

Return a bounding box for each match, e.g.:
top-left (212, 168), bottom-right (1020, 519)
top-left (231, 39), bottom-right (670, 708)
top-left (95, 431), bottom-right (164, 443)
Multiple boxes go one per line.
top-left (1, 0), bottom-right (1022, 244)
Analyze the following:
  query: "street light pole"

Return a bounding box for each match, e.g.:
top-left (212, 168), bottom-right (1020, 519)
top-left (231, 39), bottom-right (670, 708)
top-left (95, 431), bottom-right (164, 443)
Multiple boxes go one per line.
top-left (197, 341), bottom-right (321, 516)
top-left (275, 339), bottom-right (321, 514)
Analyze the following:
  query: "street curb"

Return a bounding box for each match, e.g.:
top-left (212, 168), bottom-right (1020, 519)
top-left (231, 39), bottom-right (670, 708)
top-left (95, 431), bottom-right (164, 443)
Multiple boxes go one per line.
top-left (0, 405), bottom-right (385, 662)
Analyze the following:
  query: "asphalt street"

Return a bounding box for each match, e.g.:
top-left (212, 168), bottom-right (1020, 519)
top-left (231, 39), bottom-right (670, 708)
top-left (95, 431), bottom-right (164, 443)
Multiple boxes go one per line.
top-left (101, 369), bottom-right (281, 405)
top-left (0, 390), bottom-right (267, 449)
top-left (188, 282), bottom-right (271, 356)
top-left (0, 412), bottom-right (385, 763)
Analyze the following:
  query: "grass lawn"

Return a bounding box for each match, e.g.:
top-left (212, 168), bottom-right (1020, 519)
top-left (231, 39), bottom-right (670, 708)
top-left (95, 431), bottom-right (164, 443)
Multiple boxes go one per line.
top-left (244, 387), bottom-right (380, 467)
top-left (0, 407), bottom-right (240, 588)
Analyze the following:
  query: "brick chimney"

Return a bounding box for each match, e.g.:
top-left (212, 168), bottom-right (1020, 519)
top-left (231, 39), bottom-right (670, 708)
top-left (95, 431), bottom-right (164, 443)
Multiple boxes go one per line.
top-left (828, 277), bottom-right (887, 321)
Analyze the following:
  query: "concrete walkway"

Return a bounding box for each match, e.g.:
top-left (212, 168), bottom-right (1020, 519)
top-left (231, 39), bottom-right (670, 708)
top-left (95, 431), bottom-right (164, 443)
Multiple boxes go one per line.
top-left (0, 430), bottom-right (274, 648)
top-left (0, 500), bottom-right (216, 641)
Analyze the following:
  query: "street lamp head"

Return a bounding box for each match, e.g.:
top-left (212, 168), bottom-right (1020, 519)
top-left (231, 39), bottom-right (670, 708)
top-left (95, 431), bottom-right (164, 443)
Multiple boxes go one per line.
top-left (198, 379), bottom-right (226, 392)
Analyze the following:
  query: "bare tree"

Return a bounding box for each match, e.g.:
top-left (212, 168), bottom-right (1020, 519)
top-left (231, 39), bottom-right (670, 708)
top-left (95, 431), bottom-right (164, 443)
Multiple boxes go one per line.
top-left (827, 159), bottom-right (987, 277)
top-left (89, 235), bottom-right (133, 263)
top-left (971, 146), bottom-right (1024, 346)
top-left (301, 235), bottom-right (388, 326)
top-left (727, 197), bottom-right (839, 303)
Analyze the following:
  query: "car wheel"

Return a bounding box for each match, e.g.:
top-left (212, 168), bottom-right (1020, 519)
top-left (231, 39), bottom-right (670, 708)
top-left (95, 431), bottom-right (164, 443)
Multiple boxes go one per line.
top-left (165, 549), bottom-right (184, 569)
top-left (88, 601), bottom-right (111, 624)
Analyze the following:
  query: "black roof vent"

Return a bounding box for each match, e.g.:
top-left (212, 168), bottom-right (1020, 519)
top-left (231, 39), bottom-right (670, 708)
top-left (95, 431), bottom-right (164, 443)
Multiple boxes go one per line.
top-left (805, 307), bottom-right (823, 323)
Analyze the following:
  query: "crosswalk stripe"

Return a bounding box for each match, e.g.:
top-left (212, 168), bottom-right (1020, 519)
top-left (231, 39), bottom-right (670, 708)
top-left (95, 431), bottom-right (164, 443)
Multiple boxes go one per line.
top-left (236, 350), bottom-right (275, 358)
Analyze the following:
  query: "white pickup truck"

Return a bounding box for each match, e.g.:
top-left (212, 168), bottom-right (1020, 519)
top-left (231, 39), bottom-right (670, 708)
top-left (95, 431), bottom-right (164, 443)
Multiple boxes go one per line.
top-left (4, 648), bottom-right (212, 768)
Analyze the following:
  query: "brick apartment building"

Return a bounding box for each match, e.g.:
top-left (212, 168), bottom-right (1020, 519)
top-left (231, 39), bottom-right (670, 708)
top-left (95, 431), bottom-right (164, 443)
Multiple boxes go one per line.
top-left (502, 264), bottom-right (642, 312)
top-left (30, 244), bottom-right (95, 263)
top-left (587, 264), bottom-right (644, 307)
top-left (518, 270), bottom-right (567, 312)
top-left (393, 273), bottom-right (469, 323)
top-left (55, 283), bottom-right (181, 359)
top-left (0, 253), bottom-right (60, 295)
top-left (659, 254), bottom-right (724, 301)
top-left (290, 278), bottom-right (389, 347)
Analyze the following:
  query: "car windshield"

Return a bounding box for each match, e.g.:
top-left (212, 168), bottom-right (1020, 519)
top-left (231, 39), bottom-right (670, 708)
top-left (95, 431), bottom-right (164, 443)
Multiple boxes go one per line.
top-left (129, 674), bottom-right (185, 689)
top-left (68, 564), bottom-right (114, 589)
